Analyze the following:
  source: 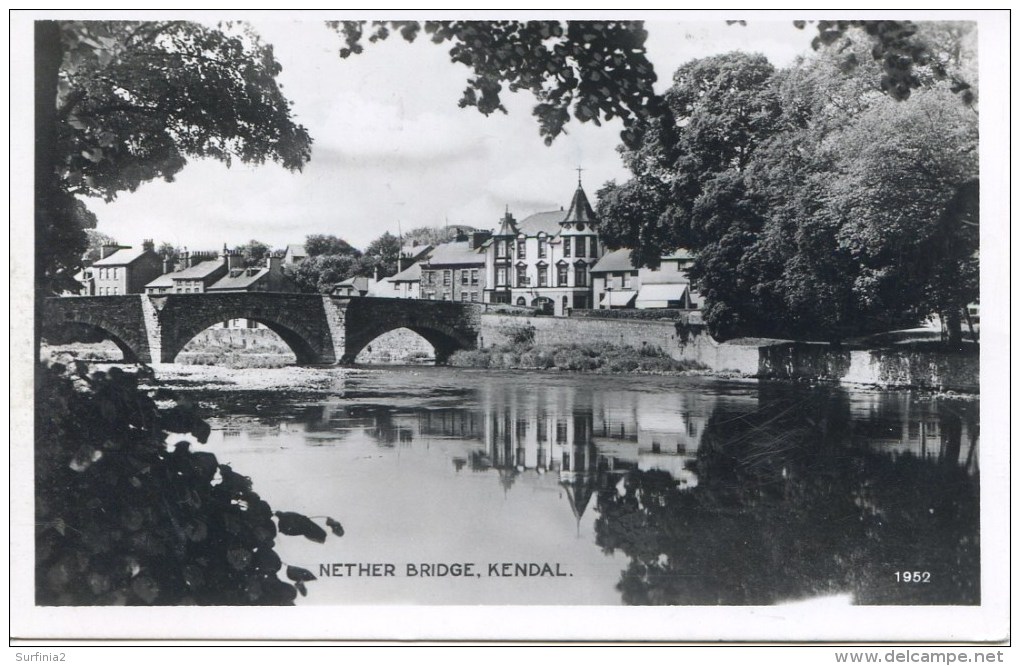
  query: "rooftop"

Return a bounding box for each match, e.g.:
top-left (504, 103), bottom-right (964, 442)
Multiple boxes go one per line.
top-left (516, 210), bottom-right (566, 236)
top-left (208, 267), bottom-right (269, 291)
top-left (425, 241), bottom-right (485, 267)
top-left (590, 248), bottom-right (637, 274)
top-left (390, 262), bottom-right (422, 282)
top-left (168, 259), bottom-right (225, 280)
top-left (92, 247), bottom-right (153, 266)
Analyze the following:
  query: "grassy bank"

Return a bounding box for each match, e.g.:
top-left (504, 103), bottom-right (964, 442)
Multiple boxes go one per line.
top-left (449, 341), bottom-right (707, 374)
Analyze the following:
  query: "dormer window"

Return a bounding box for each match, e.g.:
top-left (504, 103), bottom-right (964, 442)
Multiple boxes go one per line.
top-left (538, 236), bottom-right (547, 258)
top-left (516, 238), bottom-right (526, 258)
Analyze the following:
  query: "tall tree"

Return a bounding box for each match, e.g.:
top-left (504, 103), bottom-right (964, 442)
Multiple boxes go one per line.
top-left (364, 231), bottom-right (402, 278)
top-left (304, 233), bottom-right (360, 258)
top-left (232, 239), bottom-right (271, 268)
top-left (597, 33), bottom-right (978, 343)
top-left (36, 20), bottom-right (312, 296)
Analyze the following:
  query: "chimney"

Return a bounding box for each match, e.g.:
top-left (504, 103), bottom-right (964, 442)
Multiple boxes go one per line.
top-left (100, 243), bottom-right (122, 259)
top-left (142, 238), bottom-right (154, 252)
top-left (471, 231), bottom-right (492, 250)
top-left (225, 247), bottom-right (244, 270)
top-left (163, 258), bottom-right (173, 274)
top-left (266, 253), bottom-right (281, 273)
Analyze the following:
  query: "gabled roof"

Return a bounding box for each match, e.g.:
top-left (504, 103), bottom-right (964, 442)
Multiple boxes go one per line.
top-left (335, 275), bottom-right (372, 293)
top-left (493, 210), bottom-right (519, 238)
top-left (563, 184), bottom-right (597, 224)
top-left (92, 247), bottom-right (154, 266)
top-left (169, 259), bottom-right (225, 279)
top-left (516, 211), bottom-right (566, 236)
top-left (400, 244), bottom-right (431, 260)
top-left (425, 241), bottom-right (485, 267)
top-left (590, 248), bottom-right (637, 274)
top-left (390, 262), bottom-right (422, 283)
top-left (208, 267), bottom-right (269, 291)
top-left (145, 274), bottom-right (175, 289)
top-left (286, 244), bottom-right (306, 258)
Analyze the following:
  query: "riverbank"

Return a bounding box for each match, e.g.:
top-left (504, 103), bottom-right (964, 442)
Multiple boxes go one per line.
top-left (450, 340), bottom-right (708, 374)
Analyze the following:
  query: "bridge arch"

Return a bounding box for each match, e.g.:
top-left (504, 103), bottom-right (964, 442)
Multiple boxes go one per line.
top-left (340, 297), bottom-right (480, 365)
top-left (159, 309), bottom-right (327, 364)
top-left (46, 315), bottom-right (143, 362)
top-left (343, 321), bottom-right (475, 365)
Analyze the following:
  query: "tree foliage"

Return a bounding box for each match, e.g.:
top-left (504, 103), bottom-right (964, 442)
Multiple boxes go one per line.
top-left (364, 231), bottom-right (402, 278)
top-left (597, 33), bottom-right (978, 343)
top-left (304, 233), bottom-right (361, 258)
top-left (232, 239), bottom-right (272, 267)
top-left (36, 20), bottom-right (312, 296)
top-left (328, 20), bottom-right (662, 146)
top-left (36, 361), bottom-right (340, 605)
top-left (83, 229), bottom-right (119, 264)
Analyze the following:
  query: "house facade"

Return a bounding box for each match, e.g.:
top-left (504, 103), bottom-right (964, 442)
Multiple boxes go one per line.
top-left (483, 181), bottom-right (604, 316)
top-left (591, 249), bottom-right (699, 310)
top-left (144, 250), bottom-right (226, 295)
top-left (207, 251), bottom-right (298, 294)
top-left (90, 242), bottom-right (163, 295)
top-left (420, 237), bottom-right (487, 302)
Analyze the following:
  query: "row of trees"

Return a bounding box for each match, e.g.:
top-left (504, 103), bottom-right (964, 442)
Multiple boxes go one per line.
top-left (596, 25), bottom-right (978, 344)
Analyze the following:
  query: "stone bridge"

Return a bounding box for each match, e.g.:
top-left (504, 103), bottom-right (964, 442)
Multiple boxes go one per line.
top-left (43, 294), bottom-right (482, 365)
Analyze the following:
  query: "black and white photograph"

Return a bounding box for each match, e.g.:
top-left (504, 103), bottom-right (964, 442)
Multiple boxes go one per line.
top-left (10, 9), bottom-right (1010, 647)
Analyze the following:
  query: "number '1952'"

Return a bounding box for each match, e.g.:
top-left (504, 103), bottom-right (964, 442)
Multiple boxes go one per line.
top-left (895, 571), bottom-right (931, 583)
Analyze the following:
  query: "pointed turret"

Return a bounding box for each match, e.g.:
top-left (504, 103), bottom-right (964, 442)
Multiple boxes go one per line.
top-left (562, 177), bottom-right (597, 226)
top-left (494, 206), bottom-right (518, 237)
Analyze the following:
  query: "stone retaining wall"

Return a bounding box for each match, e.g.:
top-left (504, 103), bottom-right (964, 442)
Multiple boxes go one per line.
top-left (479, 313), bottom-right (979, 392)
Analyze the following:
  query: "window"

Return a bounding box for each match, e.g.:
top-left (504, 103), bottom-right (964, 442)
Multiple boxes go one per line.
top-left (537, 265), bottom-right (548, 287)
top-left (574, 264), bottom-right (587, 287)
top-left (517, 238), bottom-right (526, 258)
top-left (443, 270), bottom-right (452, 286)
top-left (516, 265), bottom-right (528, 287)
top-left (461, 270), bottom-right (469, 285)
top-left (538, 237), bottom-right (547, 258)
top-left (622, 272), bottom-right (631, 289)
top-left (496, 267), bottom-right (508, 286)
top-left (461, 292), bottom-right (469, 301)
top-left (563, 238), bottom-right (571, 258)
top-left (557, 265), bottom-right (568, 286)
top-left (470, 291), bottom-right (479, 302)
top-left (562, 295), bottom-right (569, 312)
top-left (112, 287), bottom-right (119, 295)
top-left (497, 240), bottom-right (509, 258)
top-left (516, 296), bottom-right (526, 306)
top-left (575, 236), bottom-right (586, 258)
top-left (470, 269), bottom-right (479, 285)
top-left (590, 237), bottom-right (598, 257)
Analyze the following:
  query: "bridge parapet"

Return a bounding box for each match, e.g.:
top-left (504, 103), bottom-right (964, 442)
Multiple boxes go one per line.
top-left (44, 294), bottom-right (482, 366)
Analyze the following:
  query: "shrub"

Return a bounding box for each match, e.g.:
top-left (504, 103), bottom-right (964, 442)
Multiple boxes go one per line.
top-left (35, 362), bottom-right (339, 605)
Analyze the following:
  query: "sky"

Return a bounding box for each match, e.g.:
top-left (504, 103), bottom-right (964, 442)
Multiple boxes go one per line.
top-left (90, 18), bottom-right (817, 253)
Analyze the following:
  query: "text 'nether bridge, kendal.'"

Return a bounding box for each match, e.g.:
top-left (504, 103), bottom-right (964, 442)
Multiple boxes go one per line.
top-left (44, 294), bottom-right (482, 365)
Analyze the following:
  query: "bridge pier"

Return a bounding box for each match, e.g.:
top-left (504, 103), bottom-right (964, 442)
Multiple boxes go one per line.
top-left (45, 295), bottom-right (481, 368)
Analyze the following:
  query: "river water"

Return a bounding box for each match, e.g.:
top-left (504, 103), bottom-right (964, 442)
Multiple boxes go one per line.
top-left (173, 366), bottom-right (979, 606)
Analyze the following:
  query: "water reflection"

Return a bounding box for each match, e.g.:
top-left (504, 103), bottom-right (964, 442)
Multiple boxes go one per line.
top-left (201, 371), bottom-right (978, 606)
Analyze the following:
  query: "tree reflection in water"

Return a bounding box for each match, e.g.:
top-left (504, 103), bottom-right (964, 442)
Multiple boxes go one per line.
top-left (594, 386), bottom-right (979, 605)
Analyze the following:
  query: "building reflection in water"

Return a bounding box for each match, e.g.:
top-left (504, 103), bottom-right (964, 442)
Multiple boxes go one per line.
top-left (212, 375), bottom-right (978, 606)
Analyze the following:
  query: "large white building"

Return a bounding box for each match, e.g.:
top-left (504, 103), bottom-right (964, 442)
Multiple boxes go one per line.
top-left (482, 179), bottom-right (605, 316)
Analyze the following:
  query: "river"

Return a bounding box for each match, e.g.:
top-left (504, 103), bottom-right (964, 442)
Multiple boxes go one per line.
top-left (161, 365), bottom-right (979, 606)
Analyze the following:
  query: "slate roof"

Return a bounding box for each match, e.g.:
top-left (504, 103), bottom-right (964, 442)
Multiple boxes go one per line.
top-left (169, 259), bottom-right (225, 279)
top-left (92, 247), bottom-right (152, 266)
top-left (208, 267), bottom-right (269, 291)
top-left (390, 262), bottom-right (422, 283)
top-left (516, 210), bottom-right (566, 236)
top-left (562, 185), bottom-right (597, 224)
top-left (425, 241), bottom-right (484, 267)
top-left (145, 274), bottom-right (175, 289)
top-left (286, 244), bottom-right (306, 259)
top-left (590, 248), bottom-right (637, 274)
top-left (400, 244), bottom-right (432, 260)
top-left (335, 275), bottom-right (372, 293)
